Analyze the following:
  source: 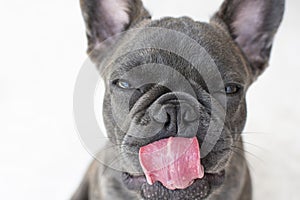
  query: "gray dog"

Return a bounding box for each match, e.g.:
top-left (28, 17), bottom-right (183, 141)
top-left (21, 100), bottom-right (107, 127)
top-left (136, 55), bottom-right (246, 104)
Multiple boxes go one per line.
top-left (72, 0), bottom-right (285, 199)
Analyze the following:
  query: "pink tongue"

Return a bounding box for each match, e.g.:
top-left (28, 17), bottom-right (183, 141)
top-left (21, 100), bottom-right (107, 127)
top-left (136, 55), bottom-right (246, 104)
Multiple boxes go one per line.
top-left (139, 137), bottom-right (204, 190)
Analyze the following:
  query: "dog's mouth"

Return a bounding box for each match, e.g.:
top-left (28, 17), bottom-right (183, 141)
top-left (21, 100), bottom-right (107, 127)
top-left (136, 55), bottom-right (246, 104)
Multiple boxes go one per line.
top-left (121, 137), bottom-right (226, 199)
top-left (122, 170), bottom-right (225, 199)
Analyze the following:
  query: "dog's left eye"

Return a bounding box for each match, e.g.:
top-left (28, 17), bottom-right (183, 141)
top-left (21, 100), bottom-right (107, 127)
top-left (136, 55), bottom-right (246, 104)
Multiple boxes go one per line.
top-left (113, 79), bottom-right (132, 89)
top-left (225, 84), bottom-right (241, 95)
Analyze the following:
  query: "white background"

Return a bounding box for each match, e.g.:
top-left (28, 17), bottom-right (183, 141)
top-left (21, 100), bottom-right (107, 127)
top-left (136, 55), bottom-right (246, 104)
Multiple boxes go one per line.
top-left (0, 0), bottom-right (299, 199)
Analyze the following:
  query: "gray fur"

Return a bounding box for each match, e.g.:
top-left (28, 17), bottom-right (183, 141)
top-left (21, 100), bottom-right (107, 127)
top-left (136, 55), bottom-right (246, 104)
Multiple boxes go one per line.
top-left (73, 0), bottom-right (284, 199)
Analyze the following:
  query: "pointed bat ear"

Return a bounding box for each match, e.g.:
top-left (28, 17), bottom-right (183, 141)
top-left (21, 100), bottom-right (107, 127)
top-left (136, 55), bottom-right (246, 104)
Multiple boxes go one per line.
top-left (211, 0), bottom-right (285, 78)
top-left (80, 0), bottom-right (151, 54)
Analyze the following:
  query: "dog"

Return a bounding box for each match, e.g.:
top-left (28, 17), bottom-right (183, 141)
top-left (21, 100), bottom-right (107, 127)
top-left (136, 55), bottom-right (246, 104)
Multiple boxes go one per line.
top-left (72, 0), bottom-right (285, 199)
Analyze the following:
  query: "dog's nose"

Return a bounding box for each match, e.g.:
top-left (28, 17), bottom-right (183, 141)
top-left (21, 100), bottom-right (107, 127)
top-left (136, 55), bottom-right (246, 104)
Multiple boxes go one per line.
top-left (150, 102), bottom-right (199, 134)
top-left (181, 103), bottom-right (199, 122)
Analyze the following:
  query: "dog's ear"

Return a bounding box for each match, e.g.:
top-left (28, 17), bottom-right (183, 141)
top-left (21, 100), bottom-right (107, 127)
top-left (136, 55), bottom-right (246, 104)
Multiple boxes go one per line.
top-left (80, 0), bottom-right (151, 54)
top-left (211, 0), bottom-right (285, 78)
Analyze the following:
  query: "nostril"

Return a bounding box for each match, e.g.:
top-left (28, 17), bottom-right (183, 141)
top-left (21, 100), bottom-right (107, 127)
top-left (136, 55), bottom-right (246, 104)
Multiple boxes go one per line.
top-left (165, 113), bottom-right (171, 128)
top-left (150, 104), bottom-right (168, 124)
top-left (152, 111), bottom-right (167, 124)
top-left (183, 109), bottom-right (198, 122)
top-left (150, 104), bottom-right (178, 130)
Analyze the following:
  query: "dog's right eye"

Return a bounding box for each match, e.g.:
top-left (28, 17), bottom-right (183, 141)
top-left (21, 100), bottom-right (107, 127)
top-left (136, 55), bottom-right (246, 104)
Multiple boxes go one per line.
top-left (225, 84), bottom-right (242, 95)
top-left (113, 79), bottom-right (132, 89)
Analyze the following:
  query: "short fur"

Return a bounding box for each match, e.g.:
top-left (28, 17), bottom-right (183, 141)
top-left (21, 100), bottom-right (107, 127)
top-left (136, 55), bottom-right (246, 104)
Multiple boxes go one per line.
top-left (73, 0), bottom-right (284, 199)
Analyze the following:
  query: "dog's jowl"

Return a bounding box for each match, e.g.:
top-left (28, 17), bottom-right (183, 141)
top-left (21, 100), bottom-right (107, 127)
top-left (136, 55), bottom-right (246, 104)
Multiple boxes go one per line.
top-left (73, 0), bottom-right (285, 199)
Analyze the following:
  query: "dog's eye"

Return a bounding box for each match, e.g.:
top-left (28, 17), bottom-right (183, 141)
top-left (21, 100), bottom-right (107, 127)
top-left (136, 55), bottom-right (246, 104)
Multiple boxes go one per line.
top-left (113, 79), bottom-right (132, 89)
top-left (225, 84), bottom-right (241, 95)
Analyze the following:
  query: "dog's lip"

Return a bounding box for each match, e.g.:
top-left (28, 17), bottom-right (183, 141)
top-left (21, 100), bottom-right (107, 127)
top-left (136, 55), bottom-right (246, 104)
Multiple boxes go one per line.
top-left (122, 172), bottom-right (147, 190)
top-left (122, 170), bottom-right (225, 191)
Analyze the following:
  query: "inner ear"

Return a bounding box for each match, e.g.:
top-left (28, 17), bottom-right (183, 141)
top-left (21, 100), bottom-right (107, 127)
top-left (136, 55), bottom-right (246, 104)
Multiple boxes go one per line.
top-left (211, 0), bottom-right (285, 78)
top-left (100, 0), bottom-right (131, 35)
top-left (232, 1), bottom-right (266, 41)
top-left (80, 0), bottom-right (151, 53)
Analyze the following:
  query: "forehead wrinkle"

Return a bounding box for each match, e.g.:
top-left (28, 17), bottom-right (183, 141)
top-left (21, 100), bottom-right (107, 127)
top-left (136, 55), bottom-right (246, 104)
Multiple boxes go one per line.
top-left (110, 48), bottom-right (187, 76)
top-left (108, 18), bottom-right (250, 86)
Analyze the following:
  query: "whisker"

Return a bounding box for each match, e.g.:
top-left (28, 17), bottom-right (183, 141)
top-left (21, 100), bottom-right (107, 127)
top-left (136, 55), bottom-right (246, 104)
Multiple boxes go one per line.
top-left (231, 145), bottom-right (264, 164)
top-left (230, 148), bottom-right (255, 173)
top-left (100, 152), bottom-right (129, 176)
top-left (220, 137), bottom-right (267, 152)
top-left (233, 140), bottom-right (267, 152)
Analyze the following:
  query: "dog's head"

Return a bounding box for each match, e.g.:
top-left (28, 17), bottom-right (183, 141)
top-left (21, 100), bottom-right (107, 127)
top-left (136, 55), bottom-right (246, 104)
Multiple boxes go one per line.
top-left (80, 0), bottom-right (284, 199)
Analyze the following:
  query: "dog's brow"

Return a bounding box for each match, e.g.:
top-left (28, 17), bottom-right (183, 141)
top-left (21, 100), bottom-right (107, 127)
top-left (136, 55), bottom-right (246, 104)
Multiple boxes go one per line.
top-left (222, 72), bottom-right (246, 85)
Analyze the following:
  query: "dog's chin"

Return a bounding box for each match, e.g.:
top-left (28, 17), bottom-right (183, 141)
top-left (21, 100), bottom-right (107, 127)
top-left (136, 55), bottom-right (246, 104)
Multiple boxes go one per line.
top-left (122, 170), bottom-right (225, 199)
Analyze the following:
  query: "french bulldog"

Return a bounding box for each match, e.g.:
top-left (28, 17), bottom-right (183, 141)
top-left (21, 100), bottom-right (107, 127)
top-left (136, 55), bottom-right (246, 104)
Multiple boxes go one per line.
top-left (72, 0), bottom-right (285, 199)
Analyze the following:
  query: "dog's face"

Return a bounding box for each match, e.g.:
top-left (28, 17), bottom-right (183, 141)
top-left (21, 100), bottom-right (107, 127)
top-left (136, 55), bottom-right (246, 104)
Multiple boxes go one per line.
top-left (80, 0), bottom-right (284, 199)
